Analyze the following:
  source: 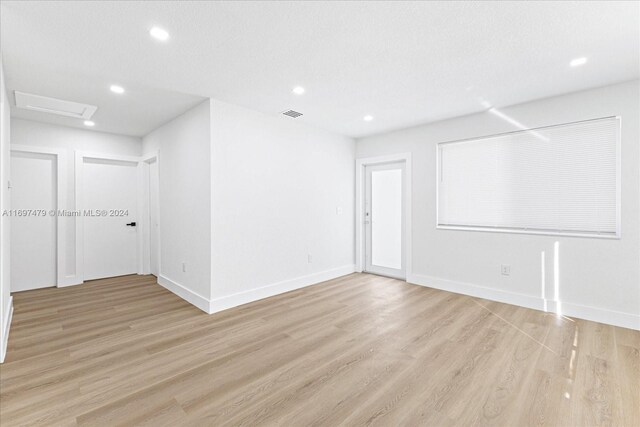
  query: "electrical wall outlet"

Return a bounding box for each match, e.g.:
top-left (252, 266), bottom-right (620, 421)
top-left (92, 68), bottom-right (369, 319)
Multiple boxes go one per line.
top-left (307, 254), bottom-right (313, 263)
top-left (182, 262), bottom-right (187, 272)
top-left (501, 264), bottom-right (511, 276)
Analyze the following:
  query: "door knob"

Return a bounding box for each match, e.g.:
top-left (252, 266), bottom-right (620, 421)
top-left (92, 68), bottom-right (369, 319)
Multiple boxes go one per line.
top-left (126, 222), bottom-right (137, 227)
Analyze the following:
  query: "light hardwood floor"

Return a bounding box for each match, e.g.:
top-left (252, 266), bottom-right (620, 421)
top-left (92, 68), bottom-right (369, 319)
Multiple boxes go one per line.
top-left (0, 273), bottom-right (638, 426)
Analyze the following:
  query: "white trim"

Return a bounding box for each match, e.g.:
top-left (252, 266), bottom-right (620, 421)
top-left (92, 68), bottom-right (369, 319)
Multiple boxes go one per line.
top-left (615, 115), bottom-right (622, 239)
top-left (157, 275), bottom-right (210, 314)
top-left (136, 161), bottom-right (145, 275)
top-left (546, 300), bottom-right (639, 331)
top-left (159, 266), bottom-right (355, 315)
top-left (153, 153), bottom-right (162, 278)
top-left (208, 264), bottom-right (355, 314)
top-left (408, 273), bottom-right (544, 311)
top-left (363, 162), bottom-right (407, 278)
top-left (10, 145), bottom-right (78, 286)
top-left (408, 273), bottom-right (639, 331)
top-left (159, 265), bottom-right (355, 315)
top-left (0, 296), bottom-right (13, 363)
top-left (355, 153), bottom-right (412, 278)
top-left (75, 151), bottom-right (141, 164)
top-left (139, 152), bottom-right (160, 276)
top-left (435, 225), bottom-right (620, 240)
top-left (140, 151), bottom-right (159, 163)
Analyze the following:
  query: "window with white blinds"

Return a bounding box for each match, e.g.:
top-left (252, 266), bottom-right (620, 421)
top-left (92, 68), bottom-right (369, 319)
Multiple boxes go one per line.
top-left (437, 116), bottom-right (620, 238)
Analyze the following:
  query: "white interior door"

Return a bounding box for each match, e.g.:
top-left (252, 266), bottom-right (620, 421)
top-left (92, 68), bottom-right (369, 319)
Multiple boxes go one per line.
top-left (82, 158), bottom-right (138, 281)
top-left (148, 159), bottom-right (159, 277)
top-left (10, 151), bottom-right (57, 291)
top-left (364, 162), bottom-right (405, 279)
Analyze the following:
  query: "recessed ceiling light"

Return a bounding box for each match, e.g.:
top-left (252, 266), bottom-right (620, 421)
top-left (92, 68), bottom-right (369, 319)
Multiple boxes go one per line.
top-left (570, 57), bottom-right (587, 67)
top-left (110, 85), bottom-right (125, 94)
top-left (150, 26), bottom-right (170, 41)
top-left (84, 120), bottom-right (95, 127)
top-left (363, 115), bottom-right (373, 122)
top-left (292, 86), bottom-right (305, 95)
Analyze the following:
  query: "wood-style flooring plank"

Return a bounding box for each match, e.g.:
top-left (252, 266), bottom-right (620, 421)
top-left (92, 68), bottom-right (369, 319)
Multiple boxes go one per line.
top-left (0, 273), bottom-right (638, 426)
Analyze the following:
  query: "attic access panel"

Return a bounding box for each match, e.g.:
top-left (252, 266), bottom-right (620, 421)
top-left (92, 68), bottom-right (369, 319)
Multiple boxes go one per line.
top-left (14, 91), bottom-right (97, 119)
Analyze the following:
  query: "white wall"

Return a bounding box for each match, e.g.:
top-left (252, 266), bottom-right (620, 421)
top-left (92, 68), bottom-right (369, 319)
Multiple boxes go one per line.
top-left (208, 99), bottom-right (355, 312)
top-left (11, 118), bottom-right (141, 155)
top-left (142, 100), bottom-right (212, 304)
top-left (10, 119), bottom-right (142, 285)
top-left (356, 80), bottom-right (640, 329)
top-left (0, 55), bottom-right (12, 362)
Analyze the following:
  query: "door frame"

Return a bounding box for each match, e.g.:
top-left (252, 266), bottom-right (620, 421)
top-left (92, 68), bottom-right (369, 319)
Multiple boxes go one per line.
top-left (10, 145), bottom-right (73, 287)
top-left (140, 151), bottom-right (161, 276)
top-left (364, 162), bottom-right (406, 279)
top-left (355, 153), bottom-right (412, 279)
top-left (75, 151), bottom-right (151, 282)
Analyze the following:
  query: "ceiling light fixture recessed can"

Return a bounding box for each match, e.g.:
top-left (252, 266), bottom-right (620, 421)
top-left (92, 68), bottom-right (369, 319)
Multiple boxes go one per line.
top-left (84, 120), bottom-right (95, 127)
top-left (110, 85), bottom-right (125, 94)
top-left (150, 26), bottom-right (170, 41)
top-left (363, 115), bottom-right (373, 122)
top-left (570, 57), bottom-right (587, 67)
top-left (292, 86), bottom-right (305, 95)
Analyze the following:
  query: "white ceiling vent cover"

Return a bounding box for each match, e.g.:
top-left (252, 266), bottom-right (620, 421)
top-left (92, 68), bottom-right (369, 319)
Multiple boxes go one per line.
top-left (14, 91), bottom-right (98, 119)
top-left (282, 109), bottom-right (303, 118)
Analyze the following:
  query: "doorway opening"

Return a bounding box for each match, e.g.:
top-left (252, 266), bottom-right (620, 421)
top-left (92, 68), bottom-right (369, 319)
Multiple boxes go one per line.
top-left (356, 153), bottom-right (411, 280)
top-left (10, 151), bottom-right (57, 291)
top-left (143, 154), bottom-right (160, 278)
top-left (75, 151), bottom-right (160, 283)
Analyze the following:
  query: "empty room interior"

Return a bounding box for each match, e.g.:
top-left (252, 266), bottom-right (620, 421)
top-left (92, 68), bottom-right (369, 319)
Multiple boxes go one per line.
top-left (0, 1), bottom-right (639, 426)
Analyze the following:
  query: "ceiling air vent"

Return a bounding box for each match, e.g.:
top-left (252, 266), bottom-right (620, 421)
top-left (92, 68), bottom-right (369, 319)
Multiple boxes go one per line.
top-left (14, 91), bottom-right (97, 119)
top-left (282, 110), bottom-right (303, 118)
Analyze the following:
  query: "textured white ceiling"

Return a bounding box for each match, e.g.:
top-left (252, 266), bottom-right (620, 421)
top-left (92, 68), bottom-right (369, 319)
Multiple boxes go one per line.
top-left (1, 1), bottom-right (638, 138)
top-left (7, 71), bottom-right (205, 137)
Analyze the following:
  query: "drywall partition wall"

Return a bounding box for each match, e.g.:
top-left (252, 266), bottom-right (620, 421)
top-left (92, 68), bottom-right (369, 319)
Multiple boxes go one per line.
top-left (0, 55), bottom-right (12, 362)
top-left (209, 99), bottom-right (355, 313)
top-left (11, 119), bottom-right (141, 156)
top-left (356, 80), bottom-right (640, 330)
top-left (142, 100), bottom-right (212, 309)
top-left (9, 119), bottom-right (142, 286)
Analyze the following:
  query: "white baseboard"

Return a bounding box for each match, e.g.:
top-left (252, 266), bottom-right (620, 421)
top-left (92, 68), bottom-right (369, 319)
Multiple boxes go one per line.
top-left (57, 275), bottom-right (83, 287)
top-left (408, 274), bottom-right (639, 331)
top-left (157, 267), bottom-right (638, 330)
top-left (208, 264), bottom-right (356, 314)
top-left (546, 300), bottom-right (640, 331)
top-left (1, 296), bottom-right (14, 363)
top-left (157, 275), bottom-right (210, 314)
top-left (408, 274), bottom-right (544, 311)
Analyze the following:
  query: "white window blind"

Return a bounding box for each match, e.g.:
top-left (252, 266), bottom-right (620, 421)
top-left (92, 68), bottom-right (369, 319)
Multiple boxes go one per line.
top-left (437, 116), bottom-right (620, 238)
